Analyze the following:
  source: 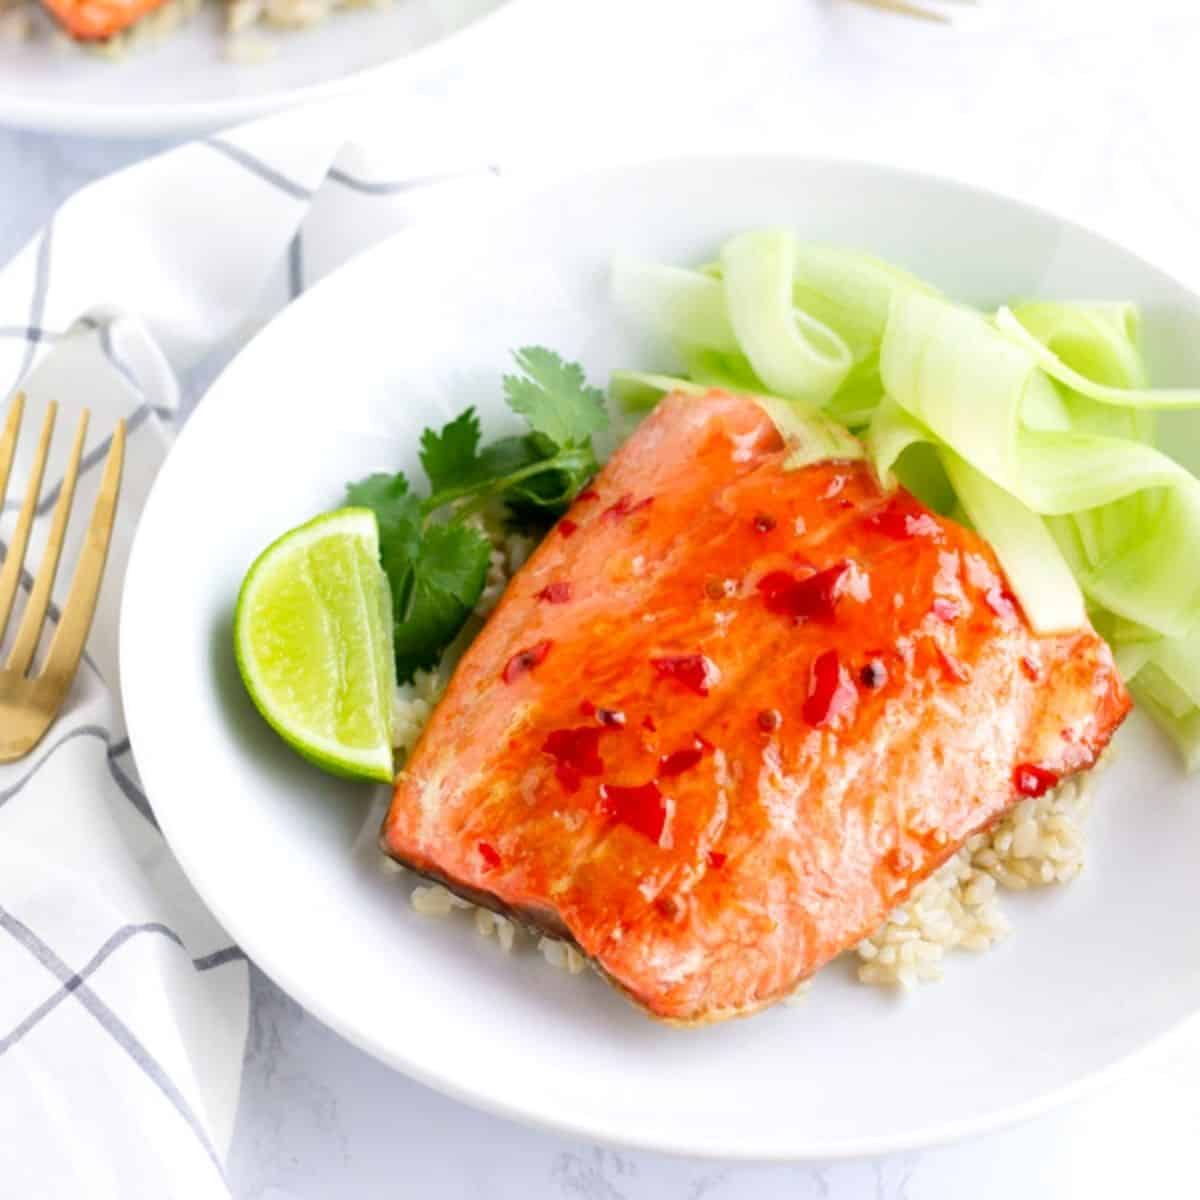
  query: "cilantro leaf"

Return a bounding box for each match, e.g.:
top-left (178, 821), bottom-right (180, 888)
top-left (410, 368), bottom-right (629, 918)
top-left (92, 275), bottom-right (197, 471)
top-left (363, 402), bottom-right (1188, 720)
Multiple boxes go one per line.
top-left (345, 472), bottom-right (421, 605)
top-left (503, 347), bottom-right (608, 448)
top-left (419, 408), bottom-right (482, 494)
top-left (346, 348), bottom-right (607, 680)
top-left (411, 522), bottom-right (491, 601)
top-left (474, 433), bottom-right (599, 523)
top-left (345, 470), bottom-right (417, 531)
top-left (392, 523), bottom-right (490, 680)
top-left (501, 441), bottom-right (599, 525)
top-left (473, 434), bottom-right (544, 480)
top-left (347, 473), bottom-right (490, 680)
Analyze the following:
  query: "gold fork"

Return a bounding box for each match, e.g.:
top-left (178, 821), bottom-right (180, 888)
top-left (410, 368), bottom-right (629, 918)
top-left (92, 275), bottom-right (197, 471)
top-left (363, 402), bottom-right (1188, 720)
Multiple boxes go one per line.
top-left (0, 393), bottom-right (125, 763)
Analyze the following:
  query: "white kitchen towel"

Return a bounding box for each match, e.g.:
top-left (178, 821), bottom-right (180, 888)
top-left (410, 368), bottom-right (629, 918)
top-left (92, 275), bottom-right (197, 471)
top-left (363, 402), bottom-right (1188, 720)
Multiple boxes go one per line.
top-left (0, 95), bottom-right (500, 1200)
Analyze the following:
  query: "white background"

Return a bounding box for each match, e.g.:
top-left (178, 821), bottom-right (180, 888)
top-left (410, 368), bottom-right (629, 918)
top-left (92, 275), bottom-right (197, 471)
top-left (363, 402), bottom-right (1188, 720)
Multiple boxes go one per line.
top-left (4, 0), bottom-right (1199, 1195)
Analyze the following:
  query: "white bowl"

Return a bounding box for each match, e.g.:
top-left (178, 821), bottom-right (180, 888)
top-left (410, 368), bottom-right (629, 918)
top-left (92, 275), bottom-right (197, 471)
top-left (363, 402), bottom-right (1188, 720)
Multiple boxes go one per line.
top-left (121, 156), bottom-right (1200, 1160)
top-left (0, 0), bottom-right (515, 137)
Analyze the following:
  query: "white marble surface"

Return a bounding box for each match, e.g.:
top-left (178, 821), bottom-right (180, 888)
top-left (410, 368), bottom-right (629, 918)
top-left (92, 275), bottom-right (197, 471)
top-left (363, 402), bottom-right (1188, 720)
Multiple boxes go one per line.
top-left (222, 961), bottom-right (1200, 1200)
top-left (5, 0), bottom-right (1200, 1194)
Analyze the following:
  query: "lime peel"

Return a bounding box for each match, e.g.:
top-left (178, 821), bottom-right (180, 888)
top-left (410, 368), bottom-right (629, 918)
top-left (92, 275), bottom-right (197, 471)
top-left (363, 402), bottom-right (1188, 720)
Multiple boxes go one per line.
top-left (235, 507), bottom-right (396, 784)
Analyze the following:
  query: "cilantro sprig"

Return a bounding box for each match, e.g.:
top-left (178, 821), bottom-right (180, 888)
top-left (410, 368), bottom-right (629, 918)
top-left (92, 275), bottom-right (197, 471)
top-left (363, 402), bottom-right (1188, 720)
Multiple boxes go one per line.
top-left (346, 348), bottom-right (608, 681)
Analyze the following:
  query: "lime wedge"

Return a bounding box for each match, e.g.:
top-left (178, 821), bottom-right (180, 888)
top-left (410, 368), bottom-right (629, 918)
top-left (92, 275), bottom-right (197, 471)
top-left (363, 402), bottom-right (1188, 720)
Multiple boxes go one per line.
top-left (234, 508), bottom-right (395, 783)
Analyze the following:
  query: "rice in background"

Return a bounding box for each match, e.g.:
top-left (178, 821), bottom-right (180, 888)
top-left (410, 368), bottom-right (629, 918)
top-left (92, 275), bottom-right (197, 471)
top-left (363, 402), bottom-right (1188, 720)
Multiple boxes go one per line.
top-left (2, 0), bottom-right (392, 59)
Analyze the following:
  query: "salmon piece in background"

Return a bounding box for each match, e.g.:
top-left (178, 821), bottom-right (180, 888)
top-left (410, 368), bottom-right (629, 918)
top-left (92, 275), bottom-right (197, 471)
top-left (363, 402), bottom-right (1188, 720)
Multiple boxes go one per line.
top-left (40, 0), bottom-right (170, 41)
top-left (382, 391), bottom-right (1130, 1025)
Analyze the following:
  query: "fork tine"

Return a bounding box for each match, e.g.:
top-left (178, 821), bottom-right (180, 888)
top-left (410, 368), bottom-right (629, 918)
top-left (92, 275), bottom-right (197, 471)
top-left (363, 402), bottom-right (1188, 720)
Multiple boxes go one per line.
top-left (40, 419), bottom-right (124, 694)
top-left (0, 393), bottom-right (25, 508)
top-left (0, 400), bottom-right (57, 640)
top-left (6, 409), bottom-right (90, 675)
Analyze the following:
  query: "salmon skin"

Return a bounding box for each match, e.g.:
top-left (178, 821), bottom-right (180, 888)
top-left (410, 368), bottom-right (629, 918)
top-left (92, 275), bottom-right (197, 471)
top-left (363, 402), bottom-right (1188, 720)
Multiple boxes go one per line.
top-left (382, 391), bottom-right (1130, 1024)
top-left (40, 0), bottom-right (170, 41)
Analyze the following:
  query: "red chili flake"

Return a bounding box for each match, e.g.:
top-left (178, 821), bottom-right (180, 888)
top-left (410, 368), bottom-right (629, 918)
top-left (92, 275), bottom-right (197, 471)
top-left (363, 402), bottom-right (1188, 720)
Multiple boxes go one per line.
top-left (642, 715), bottom-right (657, 732)
top-left (803, 650), bottom-right (857, 728)
top-left (753, 513), bottom-right (777, 533)
top-left (837, 499), bottom-right (854, 511)
top-left (707, 850), bottom-right (727, 869)
top-left (868, 496), bottom-right (943, 542)
top-left (651, 654), bottom-right (717, 696)
top-left (936, 646), bottom-right (972, 684)
top-left (659, 747), bottom-right (703, 777)
top-left (536, 581), bottom-right (573, 604)
top-left (757, 562), bottom-right (850, 622)
top-left (603, 493), bottom-right (654, 520)
top-left (599, 780), bottom-right (666, 843)
top-left (559, 519), bottom-right (579, 538)
top-left (932, 597), bottom-right (961, 624)
top-left (578, 487), bottom-right (599, 501)
top-left (757, 570), bottom-right (796, 602)
top-left (860, 659), bottom-right (888, 689)
top-left (579, 700), bottom-right (595, 717)
top-left (477, 842), bottom-right (501, 871)
top-left (503, 639), bottom-right (552, 684)
top-left (658, 733), bottom-right (712, 777)
top-left (756, 708), bottom-right (781, 732)
top-left (1020, 655), bottom-right (1041, 682)
top-left (542, 726), bottom-right (605, 793)
top-left (1013, 763), bottom-right (1059, 798)
top-left (985, 586), bottom-right (1018, 620)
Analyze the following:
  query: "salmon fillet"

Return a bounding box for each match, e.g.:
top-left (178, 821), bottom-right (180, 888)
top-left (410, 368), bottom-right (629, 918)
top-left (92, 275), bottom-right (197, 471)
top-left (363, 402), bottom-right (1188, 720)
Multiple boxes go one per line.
top-left (40, 0), bottom-right (169, 41)
top-left (382, 391), bottom-right (1130, 1024)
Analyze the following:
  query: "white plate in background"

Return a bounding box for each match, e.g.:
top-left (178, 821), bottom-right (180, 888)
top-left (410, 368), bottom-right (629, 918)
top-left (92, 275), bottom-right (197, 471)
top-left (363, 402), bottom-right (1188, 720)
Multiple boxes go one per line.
top-left (122, 157), bottom-right (1200, 1159)
top-left (0, 0), bottom-right (516, 137)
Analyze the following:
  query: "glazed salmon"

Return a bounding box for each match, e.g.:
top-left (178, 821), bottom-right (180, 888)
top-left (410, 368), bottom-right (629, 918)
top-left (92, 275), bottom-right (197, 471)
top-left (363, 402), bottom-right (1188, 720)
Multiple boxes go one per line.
top-left (382, 391), bottom-right (1130, 1024)
top-left (40, 0), bottom-right (169, 40)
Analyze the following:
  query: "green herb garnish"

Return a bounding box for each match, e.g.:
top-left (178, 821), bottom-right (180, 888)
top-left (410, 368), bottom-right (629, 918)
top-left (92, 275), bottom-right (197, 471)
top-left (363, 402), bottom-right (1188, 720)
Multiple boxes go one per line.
top-left (347, 348), bottom-right (608, 680)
